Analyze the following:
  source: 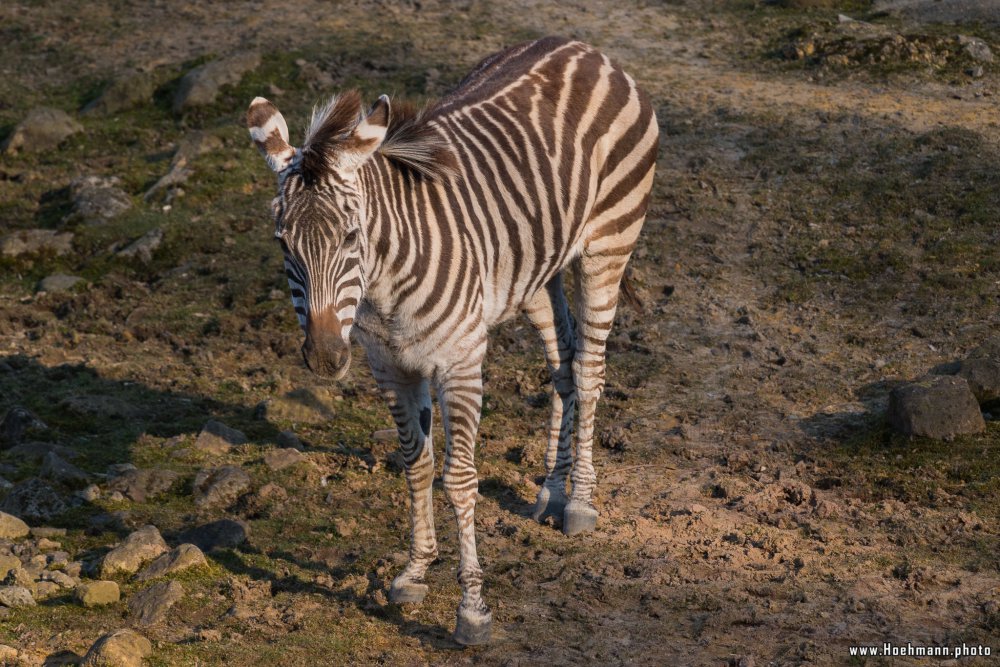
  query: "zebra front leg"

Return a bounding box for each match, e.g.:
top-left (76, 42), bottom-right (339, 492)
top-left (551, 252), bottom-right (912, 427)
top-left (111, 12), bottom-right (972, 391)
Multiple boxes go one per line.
top-left (523, 275), bottom-right (576, 524)
top-left (436, 361), bottom-right (492, 645)
top-left (371, 362), bottom-right (437, 604)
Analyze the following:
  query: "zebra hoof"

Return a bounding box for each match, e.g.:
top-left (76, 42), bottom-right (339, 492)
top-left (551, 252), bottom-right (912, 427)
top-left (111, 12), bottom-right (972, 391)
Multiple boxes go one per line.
top-left (453, 606), bottom-right (492, 646)
top-left (562, 501), bottom-right (598, 536)
top-left (532, 486), bottom-right (567, 524)
top-left (389, 579), bottom-right (428, 604)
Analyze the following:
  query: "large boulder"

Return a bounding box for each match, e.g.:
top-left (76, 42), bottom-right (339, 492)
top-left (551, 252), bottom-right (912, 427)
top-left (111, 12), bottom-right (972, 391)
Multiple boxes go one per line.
top-left (134, 543), bottom-right (207, 581)
top-left (80, 629), bottom-right (152, 667)
top-left (2, 107), bottom-right (82, 154)
top-left (0, 512), bottom-right (29, 539)
top-left (176, 519), bottom-right (249, 552)
top-left (129, 580), bottom-right (184, 627)
top-left (0, 479), bottom-right (68, 523)
top-left (172, 52), bottom-right (260, 114)
top-left (67, 175), bottom-right (132, 224)
top-left (100, 525), bottom-right (169, 578)
top-left (889, 375), bottom-right (985, 440)
top-left (193, 466), bottom-right (251, 508)
top-left (75, 580), bottom-right (120, 607)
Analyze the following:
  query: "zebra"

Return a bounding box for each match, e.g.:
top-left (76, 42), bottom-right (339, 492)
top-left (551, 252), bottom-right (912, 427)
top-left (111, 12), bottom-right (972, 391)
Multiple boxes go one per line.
top-left (246, 36), bottom-right (658, 645)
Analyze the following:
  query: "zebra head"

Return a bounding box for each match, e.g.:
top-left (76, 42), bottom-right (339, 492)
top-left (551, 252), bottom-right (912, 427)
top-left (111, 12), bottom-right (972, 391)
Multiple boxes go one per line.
top-left (247, 93), bottom-right (390, 380)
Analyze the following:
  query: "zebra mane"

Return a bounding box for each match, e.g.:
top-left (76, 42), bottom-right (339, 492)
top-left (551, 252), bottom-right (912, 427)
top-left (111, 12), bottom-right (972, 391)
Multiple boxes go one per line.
top-left (301, 90), bottom-right (457, 182)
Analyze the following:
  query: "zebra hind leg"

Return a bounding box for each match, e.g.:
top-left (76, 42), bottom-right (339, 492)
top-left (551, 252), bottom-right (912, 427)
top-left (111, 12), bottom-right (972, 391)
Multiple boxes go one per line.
top-left (523, 274), bottom-right (576, 525)
top-left (370, 362), bottom-right (438, 604)
top-left (564, 245), bottom-right (639, 536)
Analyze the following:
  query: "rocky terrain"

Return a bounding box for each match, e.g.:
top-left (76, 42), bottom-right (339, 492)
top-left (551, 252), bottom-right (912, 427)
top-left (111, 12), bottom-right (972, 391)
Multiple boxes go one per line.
top-left (0, 0), bottom-right (998, 665)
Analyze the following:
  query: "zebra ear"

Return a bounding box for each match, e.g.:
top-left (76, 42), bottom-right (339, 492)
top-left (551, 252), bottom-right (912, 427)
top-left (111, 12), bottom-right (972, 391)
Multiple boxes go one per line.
top-left (339, 95), bottom-right (390, 172)
top-left (247, 97), bottom-right (298, 172)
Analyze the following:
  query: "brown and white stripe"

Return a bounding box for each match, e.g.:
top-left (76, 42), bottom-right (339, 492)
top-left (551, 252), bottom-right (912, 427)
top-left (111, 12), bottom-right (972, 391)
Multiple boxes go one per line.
top-left (246, 36), bottom-right (658, 645)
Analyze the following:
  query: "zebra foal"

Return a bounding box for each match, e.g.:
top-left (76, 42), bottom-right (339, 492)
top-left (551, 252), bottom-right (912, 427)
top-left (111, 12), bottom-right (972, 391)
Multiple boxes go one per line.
top-left (246, 36), bottom-right (657, 645)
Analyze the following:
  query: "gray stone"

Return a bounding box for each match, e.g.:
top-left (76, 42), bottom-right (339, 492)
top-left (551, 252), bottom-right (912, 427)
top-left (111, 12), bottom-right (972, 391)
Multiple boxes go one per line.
top-left (257, 386), bottom-right (341, 424)
top-left (0, 555), bottom-right (20, 579)
top-left (0, 479), bottom-right (67, 523)
top-left (0, 586), bottom-right (35, 608)
top-left (2, 107), bottom-right (82, 154)
top-left (78, 484), bottom-right (101, 502)
top-left (34, 580), bottom-right (61, 599)
top-left (889, 375), bottom-right (985, 440)
top-left (134, 543), bottom-right (206, 581)
top-left (0, 229), bottom-right (74, 258)
top-left (36, 274), bottom-right (85, 293)
top-left (0, 512), bottom-right (29, 540)
top-left (117, 228), bottom-right (163, 264)
top-left (82, 70), bottom-right (158, 116)
top-left (106, 468), bottom-right (179, 503)
top-left (372, 429), bottom-right (397, 443)
top-left (40, 451), bottom-right (91, 487)
top-left (193, 420), bottom-right (247, 455)
top-left (41, 570), bottom-right (76, 589)
top-left (80, 629), bottom-right (152, 667)
top-left (176, 519), bottom-right (248, 551)
top-left (100, 525), bottom-right (169, 577)
top-left (129, 580), bottom-right (184, 626)
top-left (173, 51), bottom-right (261, 113)
top-left (276, 430), bottom-right (303, 449)
top-left (60, 395), bottom-right (141, 420)
top-left (193, 466), bottom-right (251, 508)
top-left (75, 580), bottom-right (120, 607)
top-left (263, 447), bottom-right (305, 471)
top-left (144, 130), bottom-right (226, 202)
top-left (959, 34), bottom-right (995, 63)
top-left (874, 0), bottom-right (1000, 26)
top-left (5, 441), bottom-right (78, 462)
top-left (0, 407), bottom-right (46, 447)
top-left (67, 175), bottom-right (133, 224)
top-left (3, 566), bottom-right (36, 594)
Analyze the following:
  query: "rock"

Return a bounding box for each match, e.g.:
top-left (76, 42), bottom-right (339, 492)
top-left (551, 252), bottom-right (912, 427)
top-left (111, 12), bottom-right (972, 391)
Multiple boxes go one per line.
top-left (263, 447), bottom-right (305, 471)
top-left (0, 586), bottom-right (35, 608)
top-left (0, 407), bottom-right (47, 446)
top-left (107, 463), bottom-right (138, 477)
top-left (82, 70), bottom-right (158, 115)
top-left (194, 420), bottom-right (247, 455)
top-left (60, 395), bottom-right (141, 419)
top-left (874, 0), bottom-right (1000, 26)
top-left (36, 273), bottom-right (85, 293)
top-left (40, 451), bottom-right (91, 487)
top-left (134, 543), bottom-right (207, 581)
top-left (36, 537), bottom-right (60, 550)
top-left (0, 229), bottom-right (74, 258)
top-left (371, 429), bottom-right (397, 443)
top-left (106, 468), bottom-right (180, 503)
top-left (276, 430), bottom-right (303, 449)
top-left (117, 228), bottom-right (163, 264)
top-left (35, 580), bottom-right (61, 599)
top-left (0, 512), bottom-right (29, 539)
top-left (129, 580), bottom-right (184, 626)
top-left (41, 570), bottom-right (76, 589)
top-left (173, 51), bottom-right (261, 113)
top-left (954, 357), bottom-right (1000, 405)
top-left (193, 466), bottom-right (251, 508)
top-left (5, 441), bottom-right (78, 462)
top-left (78, 484), bottom-right (102, 502)
top-left (80, 629), bottom-right (152, 667)
top-left (257, 386), bottom-right (341, 424)
top-left (0, 555), bottom-right (20, 579)
top-left (143, 132), bottom-right (221, 201)
top-left (3, 566), bottom-right (36, 594)
top-left (0, 479), bottom-right (67, 523)
top-left (66, 175), bottom-right (132, 225)
top-left (958, 34), bottom-right (994, 63)
top-left (0, 646), bottom-right (17, 663)
top-left (75, 580), bottom-right (120, 607)
top-left (1, 107), bottom-right (82, 154)
top-left (177, 519), bottom-right (249, 552)
top-left (598, 425), bottom-right (631, 452)
top-left (889, 375), bottom-right (985, 440)
top-left (100, 525), bottom-right (169, 577)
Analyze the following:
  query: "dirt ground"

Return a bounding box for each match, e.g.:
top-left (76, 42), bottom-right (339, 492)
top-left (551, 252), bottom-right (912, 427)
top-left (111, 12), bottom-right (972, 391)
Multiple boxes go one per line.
top-left (0, 1), bottom-right (998, 665)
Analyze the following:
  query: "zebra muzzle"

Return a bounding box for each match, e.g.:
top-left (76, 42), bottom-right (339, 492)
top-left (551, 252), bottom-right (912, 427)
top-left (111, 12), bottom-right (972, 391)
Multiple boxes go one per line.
top-left (302, 313), bottom-right (351, 380)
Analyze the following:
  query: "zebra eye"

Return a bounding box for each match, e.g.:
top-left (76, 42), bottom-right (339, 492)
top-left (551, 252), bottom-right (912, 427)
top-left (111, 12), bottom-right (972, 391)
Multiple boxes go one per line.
top-left (343, 230), bottom-right (359, 249)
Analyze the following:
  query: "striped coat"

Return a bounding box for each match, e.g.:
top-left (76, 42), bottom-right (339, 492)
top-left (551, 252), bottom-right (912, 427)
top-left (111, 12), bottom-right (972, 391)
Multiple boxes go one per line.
top-left (247, 36), bottom-right (658, 645)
